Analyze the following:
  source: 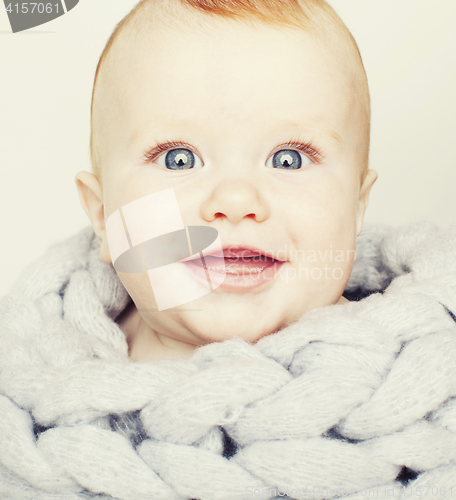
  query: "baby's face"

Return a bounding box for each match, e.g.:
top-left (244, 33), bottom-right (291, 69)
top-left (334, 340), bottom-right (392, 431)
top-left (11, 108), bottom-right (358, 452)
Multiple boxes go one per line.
top-left (92, 15), bottom-right (376, 352)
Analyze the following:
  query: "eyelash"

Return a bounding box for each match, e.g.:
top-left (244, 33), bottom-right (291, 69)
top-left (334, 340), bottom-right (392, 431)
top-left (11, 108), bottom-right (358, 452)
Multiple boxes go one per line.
top-left (142, 137), bottom-right (324, 165)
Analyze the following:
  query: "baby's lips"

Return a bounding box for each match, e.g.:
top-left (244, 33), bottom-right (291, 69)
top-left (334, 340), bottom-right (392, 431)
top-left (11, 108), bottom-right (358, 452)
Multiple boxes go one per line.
top-left (178, 229), bottom-right (224, 263)
top-left (180, 247), bottom-right (279, 263)
top-left (180, 245), bottom-right (224, 263)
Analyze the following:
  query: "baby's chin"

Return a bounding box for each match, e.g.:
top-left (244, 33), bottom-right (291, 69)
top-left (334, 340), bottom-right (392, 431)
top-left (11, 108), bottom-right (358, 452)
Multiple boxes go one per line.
top-left (188, 313), bottom-right (285, 345)
top-left (183, 289), bottom-right (349, 345)
top-left (174, 294), bottom-right (294, 345)
top-left (121, 269), bottom-right (348, 347)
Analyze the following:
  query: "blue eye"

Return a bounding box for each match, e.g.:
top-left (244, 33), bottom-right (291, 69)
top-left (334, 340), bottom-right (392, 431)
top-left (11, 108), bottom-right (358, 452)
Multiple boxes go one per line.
top-left (267, 149), bottom-right (312, 170)
top-left (155, 148), bottom-right (203, 170)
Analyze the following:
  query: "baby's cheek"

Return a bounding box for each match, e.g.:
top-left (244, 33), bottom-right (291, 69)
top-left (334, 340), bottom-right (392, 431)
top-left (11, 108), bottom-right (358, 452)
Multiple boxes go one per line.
top-left (116, 271), bottom-right (159, 314)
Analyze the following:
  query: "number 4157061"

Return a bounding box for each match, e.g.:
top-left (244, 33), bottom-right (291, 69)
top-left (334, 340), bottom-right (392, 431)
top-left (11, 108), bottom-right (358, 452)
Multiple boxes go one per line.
top-left (5, 3), bottom-right (60, 14)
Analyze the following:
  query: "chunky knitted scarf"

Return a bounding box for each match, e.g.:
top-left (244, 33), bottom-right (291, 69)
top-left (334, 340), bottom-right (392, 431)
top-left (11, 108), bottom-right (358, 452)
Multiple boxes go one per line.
top-left (0, 221), bottom-right (455, 500)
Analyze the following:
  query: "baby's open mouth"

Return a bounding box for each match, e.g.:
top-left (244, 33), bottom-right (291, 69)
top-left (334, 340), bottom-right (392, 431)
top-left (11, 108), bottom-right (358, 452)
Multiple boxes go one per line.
top-left (183, 247), bottom-right (284, 275)
top-left (181, 247), bottom-right (286, 291)
top-left (202, 254), bottom-right (279, 274)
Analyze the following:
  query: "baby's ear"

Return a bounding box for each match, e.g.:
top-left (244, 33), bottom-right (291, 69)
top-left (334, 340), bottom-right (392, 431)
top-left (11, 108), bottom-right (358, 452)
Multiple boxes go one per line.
top-left (356, 168), bottom-right (378, 236)
top-left (74, 171), bottom-right (112, 264)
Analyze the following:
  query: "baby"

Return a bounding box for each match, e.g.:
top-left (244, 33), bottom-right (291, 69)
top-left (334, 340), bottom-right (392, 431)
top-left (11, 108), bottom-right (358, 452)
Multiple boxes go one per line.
top-left (75, 0), bottom-right (377, 362)
top-left (5, 5), bottom-right (455, 498)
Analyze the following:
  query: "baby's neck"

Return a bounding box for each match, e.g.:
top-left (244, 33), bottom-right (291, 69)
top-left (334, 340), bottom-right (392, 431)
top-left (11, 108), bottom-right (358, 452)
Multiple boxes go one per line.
top-left (118, 301), bottom-right (198, 362)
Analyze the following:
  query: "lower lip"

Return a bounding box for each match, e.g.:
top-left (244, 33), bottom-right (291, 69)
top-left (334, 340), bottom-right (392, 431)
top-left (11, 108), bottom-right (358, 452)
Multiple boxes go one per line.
top-left (182, 256), bottom-right (285, 292)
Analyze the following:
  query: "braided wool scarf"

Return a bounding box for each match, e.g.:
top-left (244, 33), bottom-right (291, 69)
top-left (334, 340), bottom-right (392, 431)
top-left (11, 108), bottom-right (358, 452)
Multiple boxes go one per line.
top-left (0, 221), bottom-right (456, 500)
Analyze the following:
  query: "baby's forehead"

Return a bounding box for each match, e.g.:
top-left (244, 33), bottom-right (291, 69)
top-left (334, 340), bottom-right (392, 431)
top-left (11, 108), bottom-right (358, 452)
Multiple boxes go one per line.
top-left (101, 0), bottom-right (360, 87)
top-left (101, 13), bottom-right (358, 112)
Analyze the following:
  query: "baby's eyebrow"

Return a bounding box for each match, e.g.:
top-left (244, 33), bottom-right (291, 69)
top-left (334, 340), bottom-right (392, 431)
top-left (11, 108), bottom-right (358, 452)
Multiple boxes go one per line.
top-left (317, 127), bottom-right (342, 144)
top-left (129, 118), bottom-right (342, 149)
top-left (276, 118), bottom-right (342, 145)
top-left (330, 129), bottom-right (342, 143)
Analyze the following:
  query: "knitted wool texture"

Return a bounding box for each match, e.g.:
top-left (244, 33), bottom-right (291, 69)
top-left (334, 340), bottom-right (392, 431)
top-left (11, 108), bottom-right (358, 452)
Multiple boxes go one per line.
top-left (0, 221), bottom-right (456, 500)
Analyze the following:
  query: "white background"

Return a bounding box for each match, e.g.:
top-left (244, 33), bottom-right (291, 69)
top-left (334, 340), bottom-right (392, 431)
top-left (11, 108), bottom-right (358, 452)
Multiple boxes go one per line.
top-left (1, 1), bottom-right (455, 298)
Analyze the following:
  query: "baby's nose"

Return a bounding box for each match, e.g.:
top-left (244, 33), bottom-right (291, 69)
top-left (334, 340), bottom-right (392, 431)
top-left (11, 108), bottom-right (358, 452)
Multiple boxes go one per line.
top-left (201, 178), bottom-right (270, 225)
